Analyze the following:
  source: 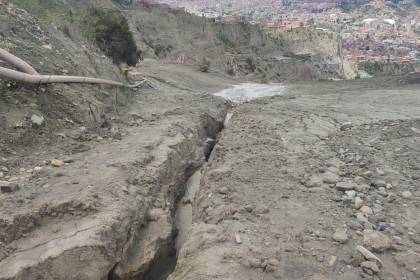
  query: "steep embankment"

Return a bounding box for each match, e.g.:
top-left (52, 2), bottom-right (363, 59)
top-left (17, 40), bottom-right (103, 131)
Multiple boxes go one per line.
top-left (123, 3), bottom-right (348, 80)
top-left (272, 27), bottom-right (356, 79)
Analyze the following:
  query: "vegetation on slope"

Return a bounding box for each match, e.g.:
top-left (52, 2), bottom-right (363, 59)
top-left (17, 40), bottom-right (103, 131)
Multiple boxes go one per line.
top-left (86, 7), bottom-right (141, 66)
top-left (11, 0), bottom-right (141, 66)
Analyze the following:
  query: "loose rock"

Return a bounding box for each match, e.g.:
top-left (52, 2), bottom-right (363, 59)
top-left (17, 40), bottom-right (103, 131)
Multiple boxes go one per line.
top-left (336, 181), bottom-right (356, 191)
top-left (51, 159), bottom-right (64, 167)
top-left (371, 179), bottom-right (386, 188)
top-left (363, 230), bottom-right (392, 252)
top-left (322, 172), bottom-right (339, 184)
top-left (305, 175), bottom-right (323, 188)
top-left (359, 206), bottom-right (373, 216)
top-left (354, 197), bottom-right (363, 209)
top-left (361, 261), bottom-right (380, 274)
top-left (31, 114), bottom-right (45, 127)
top-left (333, 228), bottom-right (349, 244)
top-left (401, 191), bottom-right (412, 199)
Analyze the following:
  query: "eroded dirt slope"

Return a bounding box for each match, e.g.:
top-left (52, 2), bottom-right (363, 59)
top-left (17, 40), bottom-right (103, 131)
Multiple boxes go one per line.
top-left (170, 80), bottom-right (420, 280)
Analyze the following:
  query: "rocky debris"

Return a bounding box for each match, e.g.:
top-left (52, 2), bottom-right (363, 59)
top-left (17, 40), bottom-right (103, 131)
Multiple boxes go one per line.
top-left (340, 122), bottom-right (353, 131)
top-left (332, 228), bottom-right (349, 243)
top-left (345, 190), bottom-right (356, 199)
top-left (235, 233), bottom-right (242, 244)
top-left (361, 261), bottom-right (380, 274)
top-left (322, 171), bottom-right (339, 184)
top-left (30, 114), bottom-right (45, 127)
top-left (354, 197), bottom-right (363, 209)
top-left (0, 180), bottom-right (19, 193)
top-left (328, 255), bottom-right (337, 267)
top-left (401, 191), bottom-right (412, 199)
top-left (355, 184), bottom-right (370, 193)
top-left (335, 181), bottom-right (356, 191)
top-left (305, 175), bottom-right (323, 188)
top-left (363, 230), bottom-right (392, 252)
top-left (51, 159), bottom-right (64, 167)
top-left (359, 206), bottom-right (373, 216)
top-left (371, 179), bottom-right (386, 188)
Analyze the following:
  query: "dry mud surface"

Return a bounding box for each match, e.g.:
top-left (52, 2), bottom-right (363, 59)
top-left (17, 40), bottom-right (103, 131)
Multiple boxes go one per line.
top-left (170, 80), bottom-right (420, 280)
top-left (1, 62), bottom-right (420, 280)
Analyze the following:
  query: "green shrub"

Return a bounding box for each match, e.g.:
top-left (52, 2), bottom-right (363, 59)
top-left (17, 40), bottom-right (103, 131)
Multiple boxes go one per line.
top-left (87, 7), bottom-right (141, 66)
top-left (217, 33), bottom-right (237, 54)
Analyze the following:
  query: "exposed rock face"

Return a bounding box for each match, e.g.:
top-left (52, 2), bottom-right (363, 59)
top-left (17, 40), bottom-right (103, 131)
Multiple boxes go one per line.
top-left (124, 4), bottom-right (347, 81)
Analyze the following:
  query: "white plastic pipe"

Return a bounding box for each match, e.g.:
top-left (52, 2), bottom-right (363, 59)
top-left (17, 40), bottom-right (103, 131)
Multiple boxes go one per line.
top-left (0, 48), bottom-right (39, 75)
top-left (0, 66), bottom-right (144, 88)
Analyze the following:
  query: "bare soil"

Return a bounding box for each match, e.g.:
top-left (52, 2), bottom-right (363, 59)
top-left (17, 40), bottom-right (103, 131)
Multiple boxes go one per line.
top-left (169, 78), bottom-right (420, 280)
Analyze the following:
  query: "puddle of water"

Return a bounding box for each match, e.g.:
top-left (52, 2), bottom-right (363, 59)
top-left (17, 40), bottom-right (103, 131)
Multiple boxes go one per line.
top-left (213, 83), bottom-right (287, 103)
top-left (174, 170), bottom-right (202, 252)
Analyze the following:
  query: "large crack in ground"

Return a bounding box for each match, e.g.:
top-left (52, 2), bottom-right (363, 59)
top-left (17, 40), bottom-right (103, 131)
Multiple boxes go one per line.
top-left (106, 111), bottom-right (229, 280)
top-left (143, 113), bottom-right (230, 280)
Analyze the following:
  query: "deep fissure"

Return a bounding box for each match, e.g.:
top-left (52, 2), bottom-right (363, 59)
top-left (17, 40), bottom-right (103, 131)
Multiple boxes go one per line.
top-left (138, 112), bottom-right (230, 280)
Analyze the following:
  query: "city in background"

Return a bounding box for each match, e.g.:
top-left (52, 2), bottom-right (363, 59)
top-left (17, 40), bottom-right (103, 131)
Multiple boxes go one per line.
top-left (142, 0), bottom-right (420, 75)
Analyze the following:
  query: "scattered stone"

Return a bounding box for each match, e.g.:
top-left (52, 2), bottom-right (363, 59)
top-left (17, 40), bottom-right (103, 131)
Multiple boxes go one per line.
top-left (235, 233), bottom-right (242, 244)
top-left (328, 255), bottom-right (337, 267)
top-left (333, 228), bottom-right (349, 244)
top-left (362, 171), bottom-right (373, 178)
top-left (265, 258), bottom-right (280, 272)
top-left (34, 166), bottom-right (43, 173)
top-left (401, 191), bottom-right (412, 199)
top-left (355, 184), bottom-right (370, 193)
top-left (363, 230), bottom-right (392, 252)
top-left (218, 187), bottom-right (229, 194)
top-left (350, 219), bottom-right (364, 230)
top-left (340, 122), bottom-right (353, 131)
top-left (0, 181), bottom-right (19, 193)
top-left (244, 205), bottom-right (254, 212)
top-left (355, 245), bottom-right (382, 264)
top-left (409, 234), bottom-right (420, 244)
top-left (322, 172), bottom-right (339, 184)
top-left (345, 190), bottom-right (356, 199)
top-left (305, 175), bottom-right (323, 188)
top-left (372, 204), bottom-right (383, 214)
top-left (0, 180), bottom-right (10, 187)
top-left (31, 114), bottom-right (45, 127)
top-left (1, 167), bottom-right (8, 172)
top-left (356, 213), bottom-right (374, 230)
top-left (247, 257), bottom-right (262, 268)
top-left (361, 261), bottom-right (380, 274)
top-left (51, 159), bottom-right (64, 167)
top-left (371, 179), bottom-right (386, 188)
top-left (63, 158), bottom-right (74, 163)
top-left (387, 193), bottom-right (397, 203)
top-left (354, 197), bottom-right (363, 209)
top-left (360, 206), bottom-right (373, 216)
top-left (376, 168), bottom-right (385, 176)
top-left (336, 181), bottom-right (356, 191)
top-left (0, 172), bottom-right (3, 178)
top-left (121, 185), bottom-right (129, 193)
top-left (377, 222), bottom-right (387, 232)
top-left (377, 187), bottom-right (388, 197)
